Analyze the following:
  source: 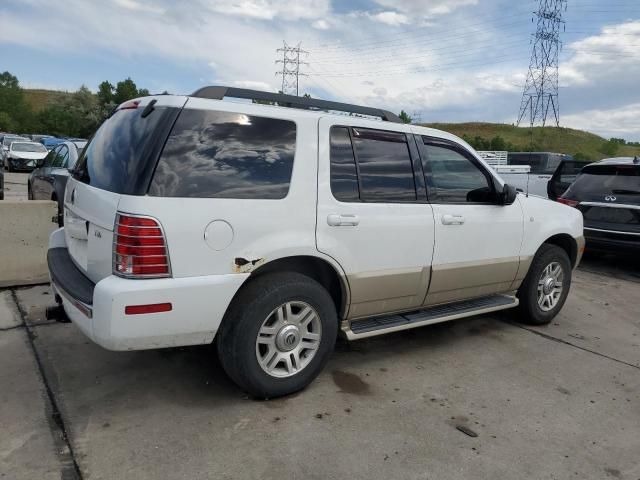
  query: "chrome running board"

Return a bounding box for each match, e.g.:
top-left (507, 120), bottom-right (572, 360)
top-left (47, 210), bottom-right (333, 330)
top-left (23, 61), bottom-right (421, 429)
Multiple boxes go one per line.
top-left (345, 294), bottom-right (518, 340)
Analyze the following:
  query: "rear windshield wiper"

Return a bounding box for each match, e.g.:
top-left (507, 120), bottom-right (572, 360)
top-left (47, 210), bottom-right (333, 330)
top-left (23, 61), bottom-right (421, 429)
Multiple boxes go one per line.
top-left (612, 189), bottom-right (640, 195)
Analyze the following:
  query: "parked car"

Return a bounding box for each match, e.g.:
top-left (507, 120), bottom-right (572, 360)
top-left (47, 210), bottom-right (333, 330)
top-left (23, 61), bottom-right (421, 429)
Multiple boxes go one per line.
top-left (47, 88), bottom-right (584, 398)
top-left (29, 140), bottom-right (87, 225)
top-left (549, 157), bottom-right (640, 253)
top-left (1, 134), bottom-right (29, 167)
top-left (29, 134), bottom-right (54, 143)
top-left (496, 152), bottom-right (574, 198)
top-left (41, 137), bottom-right (65, 151)
top-left (6, 141), bottom-right (49, 172)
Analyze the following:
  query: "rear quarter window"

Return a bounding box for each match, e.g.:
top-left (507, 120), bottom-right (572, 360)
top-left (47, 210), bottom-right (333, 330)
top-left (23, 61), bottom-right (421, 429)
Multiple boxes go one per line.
top-left (149, 109), bottom-right (296, 199)
top-left (73, 106), bottom-right (181, 195)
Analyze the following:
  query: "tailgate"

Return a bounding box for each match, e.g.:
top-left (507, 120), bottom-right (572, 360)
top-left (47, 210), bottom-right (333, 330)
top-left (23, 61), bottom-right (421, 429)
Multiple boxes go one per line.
top-left (64, 177), bottom-right (120, 283)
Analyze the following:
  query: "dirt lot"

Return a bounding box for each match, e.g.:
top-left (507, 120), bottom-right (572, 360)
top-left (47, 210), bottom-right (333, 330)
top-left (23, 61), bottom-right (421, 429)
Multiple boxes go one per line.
top-left (1, 254), bottom-right (639, 480)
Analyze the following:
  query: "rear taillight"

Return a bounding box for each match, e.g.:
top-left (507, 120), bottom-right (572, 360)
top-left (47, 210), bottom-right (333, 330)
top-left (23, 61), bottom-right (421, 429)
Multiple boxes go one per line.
top-left (113, 213), bottom-right (171, 278)
top-left (557, 198), bottom-right (579, 208)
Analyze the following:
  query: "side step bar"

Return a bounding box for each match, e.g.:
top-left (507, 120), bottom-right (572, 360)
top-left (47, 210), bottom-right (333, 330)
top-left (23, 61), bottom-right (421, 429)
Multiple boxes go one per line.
top-left (345, 294), bottom-right (518, 340)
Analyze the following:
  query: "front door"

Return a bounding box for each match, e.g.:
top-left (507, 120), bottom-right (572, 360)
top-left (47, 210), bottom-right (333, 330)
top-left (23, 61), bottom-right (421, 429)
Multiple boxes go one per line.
top-left (316, 118), bottom-right (435, 320)
top-left (416, 136), bottom-right (524, 305)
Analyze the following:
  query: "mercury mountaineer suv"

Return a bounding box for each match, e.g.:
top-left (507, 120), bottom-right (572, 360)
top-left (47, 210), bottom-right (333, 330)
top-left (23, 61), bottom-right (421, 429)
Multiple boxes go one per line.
top-left (47, 87), bottom-right (585, 398)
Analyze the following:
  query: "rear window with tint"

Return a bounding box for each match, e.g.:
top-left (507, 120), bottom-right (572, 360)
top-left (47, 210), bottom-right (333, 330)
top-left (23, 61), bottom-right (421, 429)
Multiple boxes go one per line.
top-left (149, 109), bottom-right (296, 199)
top-left (566, 164), bottom-right (640, 199)
top-left (73, 107), bottom-right (181, 195)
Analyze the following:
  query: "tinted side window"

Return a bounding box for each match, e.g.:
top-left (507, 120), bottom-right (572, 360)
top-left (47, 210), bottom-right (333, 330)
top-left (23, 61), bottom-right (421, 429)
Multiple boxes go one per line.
top-left (150, 110), bottom-right (296, 199)
top-left (43, 148), bottom-right (57, 168)
top-left (424, 142), bottom-right (492, 203)
top-left (330, 127), bottom-right (359, 201)
top-left (52, 146), bottom-right (68, 168)
top-left (352, 128), bottom-right (416, 202)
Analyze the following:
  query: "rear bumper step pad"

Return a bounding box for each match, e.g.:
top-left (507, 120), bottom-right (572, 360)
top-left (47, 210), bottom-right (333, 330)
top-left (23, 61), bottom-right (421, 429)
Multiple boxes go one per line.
top-left (347, 294), bottom-right (518, 339)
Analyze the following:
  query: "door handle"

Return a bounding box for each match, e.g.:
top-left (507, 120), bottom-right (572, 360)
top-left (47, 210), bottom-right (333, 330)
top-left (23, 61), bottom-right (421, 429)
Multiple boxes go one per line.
top-left (441, 214), bottom-right (465, 225)
top-left (327, 213), bottom-right (360, 227)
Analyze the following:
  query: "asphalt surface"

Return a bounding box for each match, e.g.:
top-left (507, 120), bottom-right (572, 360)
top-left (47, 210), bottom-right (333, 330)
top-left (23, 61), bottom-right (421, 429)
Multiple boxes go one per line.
top-left (1, 172), bottom-right (639, 479)
top-left (1, 259), bottom-right (639, 480)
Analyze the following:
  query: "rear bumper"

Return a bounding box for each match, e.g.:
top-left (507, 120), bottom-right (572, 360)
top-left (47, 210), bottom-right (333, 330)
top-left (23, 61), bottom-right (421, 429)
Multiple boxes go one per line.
top-left (48, 228), bottom-right (249, 351)
top-left (584, 227), bottom-right (640, 253)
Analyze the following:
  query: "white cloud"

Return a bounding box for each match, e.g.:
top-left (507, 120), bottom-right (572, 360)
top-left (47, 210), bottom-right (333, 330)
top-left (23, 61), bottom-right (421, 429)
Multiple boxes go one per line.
top-left (113, 0), bottom-right (165, 14)
top-left (561, 20), bottom-right (640, 87)
top-left (369, 11), bottom-right (410, 26)
top-left (206, 0), bottom-right (330, 20)
top-left (232, 80), bottom-right (276, 91)
top-left (374, 0), bottom-right (479, 17)
top-left (563, 103), bottom-right (640, 139)
top-left (312, 19), bottom-right (330, 30)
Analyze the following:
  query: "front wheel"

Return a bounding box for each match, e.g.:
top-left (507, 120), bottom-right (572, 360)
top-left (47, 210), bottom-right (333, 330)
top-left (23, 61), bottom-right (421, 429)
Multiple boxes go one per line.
top-left (217, 272), bottom-right (338, 398)
top-left (516, 244), bottom-right (572, 325)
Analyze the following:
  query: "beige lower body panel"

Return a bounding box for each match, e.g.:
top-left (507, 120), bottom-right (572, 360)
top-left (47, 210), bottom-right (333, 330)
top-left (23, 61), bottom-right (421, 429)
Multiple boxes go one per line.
top-left (346, 266), bottom-right (430, 320)
top-left (424, 256), bottom-right (521, 306)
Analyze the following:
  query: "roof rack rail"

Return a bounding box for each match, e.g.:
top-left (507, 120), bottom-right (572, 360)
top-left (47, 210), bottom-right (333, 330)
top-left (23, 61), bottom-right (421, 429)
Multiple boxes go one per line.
top-left (190, 86), bottom-right (402, 123)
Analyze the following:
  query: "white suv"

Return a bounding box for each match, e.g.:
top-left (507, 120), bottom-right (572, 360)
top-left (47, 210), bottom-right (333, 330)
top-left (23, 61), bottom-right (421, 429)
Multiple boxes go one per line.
top-left (47, 87), bottom-right (584, 398)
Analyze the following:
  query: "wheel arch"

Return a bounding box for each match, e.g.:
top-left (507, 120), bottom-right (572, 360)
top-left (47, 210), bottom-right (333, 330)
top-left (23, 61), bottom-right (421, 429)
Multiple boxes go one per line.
top-left (542, 233), bottom-right (578, 267)
top-left (235, 255), bottom-right (349, 320)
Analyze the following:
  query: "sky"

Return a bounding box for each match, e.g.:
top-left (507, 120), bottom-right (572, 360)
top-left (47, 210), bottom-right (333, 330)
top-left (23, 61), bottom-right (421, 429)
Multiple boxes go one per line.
top-left (1, 0), bottom-right (639, 140)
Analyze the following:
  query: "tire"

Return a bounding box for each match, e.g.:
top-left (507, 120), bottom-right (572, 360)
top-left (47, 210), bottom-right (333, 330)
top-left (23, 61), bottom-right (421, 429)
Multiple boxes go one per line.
top-left (516, 244), bottom-right (572, 325)
top-left (217, 272), bottom-right (338, 399)
top-left (27, 183), bottom-right (32, 200)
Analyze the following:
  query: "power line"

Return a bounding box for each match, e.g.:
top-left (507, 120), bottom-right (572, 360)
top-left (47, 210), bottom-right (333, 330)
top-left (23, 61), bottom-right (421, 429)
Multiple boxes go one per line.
top-left (275, 41), bottom-right (308, 96)
top-left (517, 0), bottom-right (568, 128)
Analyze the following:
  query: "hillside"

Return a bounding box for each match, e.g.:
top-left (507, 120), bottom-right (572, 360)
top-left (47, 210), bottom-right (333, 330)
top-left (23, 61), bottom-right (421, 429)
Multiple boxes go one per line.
top-left (23, 89), bottom-right (75, 112)
top-left (423, 122), bottom-right (640, 161)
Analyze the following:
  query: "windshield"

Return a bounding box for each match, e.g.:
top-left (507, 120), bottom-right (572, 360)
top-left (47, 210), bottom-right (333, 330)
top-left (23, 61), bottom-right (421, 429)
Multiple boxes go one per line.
top-left (564, 164), bottom-right (640, 201)
top-left (11, 142), bottom-right (47, 153)
top-left (3, 136), bottom-right (24, 146)
top-left (508, 153), bottom-right (570, 174)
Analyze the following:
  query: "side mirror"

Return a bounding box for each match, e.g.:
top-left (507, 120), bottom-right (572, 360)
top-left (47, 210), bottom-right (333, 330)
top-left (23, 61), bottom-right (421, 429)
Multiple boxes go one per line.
top-left (499, 184), bottom-right (518, 205)
top-left (36, 158), bottom-right (45, 168)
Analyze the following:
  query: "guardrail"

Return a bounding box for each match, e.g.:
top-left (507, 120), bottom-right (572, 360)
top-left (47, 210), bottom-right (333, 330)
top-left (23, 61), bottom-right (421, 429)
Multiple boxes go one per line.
top-left (0, 201), bottom-right (58, 287)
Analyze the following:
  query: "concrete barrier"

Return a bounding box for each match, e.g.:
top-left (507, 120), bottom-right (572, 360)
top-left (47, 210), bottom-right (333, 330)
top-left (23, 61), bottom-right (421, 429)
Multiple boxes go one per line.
top-left (0, 201), bottom-right (58, 287)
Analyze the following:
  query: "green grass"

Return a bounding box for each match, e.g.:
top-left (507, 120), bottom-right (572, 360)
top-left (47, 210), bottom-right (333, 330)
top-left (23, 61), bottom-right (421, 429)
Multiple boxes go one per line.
top-left (422, 122), bottom-right (640, 161)
top-left (23, 89), bottom-right (74, 112)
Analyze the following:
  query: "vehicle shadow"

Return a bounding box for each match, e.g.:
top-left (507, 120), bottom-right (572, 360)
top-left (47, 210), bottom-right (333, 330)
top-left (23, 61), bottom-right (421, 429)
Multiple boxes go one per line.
top-left (578, 251), bottom-right (640, 283)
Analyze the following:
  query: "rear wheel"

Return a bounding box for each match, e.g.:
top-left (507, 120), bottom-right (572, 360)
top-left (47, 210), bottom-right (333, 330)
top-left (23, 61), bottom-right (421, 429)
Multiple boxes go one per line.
top-left (27, 183), bottom-right (33, 200)
top-left (516, 244), bottom-right (572, 325)
top-left (217, 272), bottom-right (338, 398)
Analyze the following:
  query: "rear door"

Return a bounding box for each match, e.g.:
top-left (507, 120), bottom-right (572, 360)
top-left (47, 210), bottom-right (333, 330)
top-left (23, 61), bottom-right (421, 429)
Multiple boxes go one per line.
top-left (316, 118), bottom-right (435, 320)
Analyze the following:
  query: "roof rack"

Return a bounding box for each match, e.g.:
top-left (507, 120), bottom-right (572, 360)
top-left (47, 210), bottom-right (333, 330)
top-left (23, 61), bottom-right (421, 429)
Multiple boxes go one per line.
top-left (190, 86), bottom-right (402, 123)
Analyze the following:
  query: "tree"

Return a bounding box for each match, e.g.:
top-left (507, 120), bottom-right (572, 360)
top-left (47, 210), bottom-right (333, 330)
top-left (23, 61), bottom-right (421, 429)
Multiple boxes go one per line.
top-left (0, 71), bottom-right (29, 132)
top-left (113, 77), bottom-right (139, 105)
top-left (0, 111), bottom-right (16, 132)
top-left (97, 81), bottom-right (114, 106)
top-left (599, 139), bottom-right (620, 157)
top-left (489, 135), bottom-right (507, 151)
top-left (398, 110), bottom-right (412, 124)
